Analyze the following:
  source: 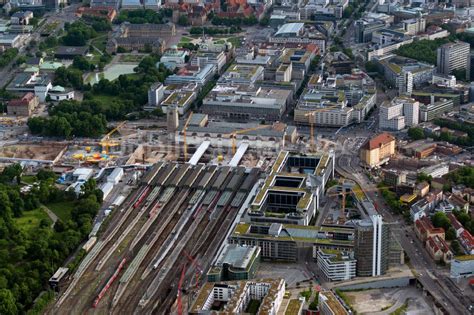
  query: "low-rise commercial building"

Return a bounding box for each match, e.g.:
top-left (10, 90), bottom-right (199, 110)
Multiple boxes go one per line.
top-left (207, 244), bottom-right (260, 282)
top-left (189, 278), bottom-right (285, 315)
top-left (319, 291), bottom-right (349, 315)
top-left (450, 255), bottom-right (474, 278)
top-left (7, 92), bottom-right (38, 116)
top-left (161, 90), bottom-right (196, 115)
top-left (269, 23), bottom-right (326, 53)
top-left (47, 85), bottom-right (74, 102)
top-left (317, 249), bottom-right (356, 281)
top-left (359, 133), bottom-right (396, 168)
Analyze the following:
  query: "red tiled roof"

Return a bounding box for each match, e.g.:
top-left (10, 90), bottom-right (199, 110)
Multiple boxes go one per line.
top-left (447, 213), bottom-right (464, 231)
top-left (8, 92), bottom-right (35, 106)
top-left (460, 230), bottom-right (474, 250)
top-left (362, 133), bottom-right (395, 151)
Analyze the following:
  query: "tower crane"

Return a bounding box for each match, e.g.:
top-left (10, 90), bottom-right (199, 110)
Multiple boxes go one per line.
top-left (183, 112), bottom-right (194, 162)
top-left (100, 121), bottom-right (126, 154)
top-left (304, 104), bottom-right (342, 152)
top-left (225, 125), bottom-right (272, 155)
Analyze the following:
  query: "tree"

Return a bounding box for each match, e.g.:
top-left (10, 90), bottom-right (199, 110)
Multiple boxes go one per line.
top-left (451, 240), bottom-right (464, 256)
top-left (432, 212), bottom-right (451, 231)
top-left (417, 172), bottom-right (432, 183)
top-left (446, 226), bottom-right (456, 241)
top-left (408, 127), bottom-right (425, 140)
top-left (72, 56), bottom-right (93, 71)
top-left (177, 15), bottom-right (190, 26)
top-left (0, 289), bottom-right (17, 315)
top-left (452, 69), bottom-right (467, 81)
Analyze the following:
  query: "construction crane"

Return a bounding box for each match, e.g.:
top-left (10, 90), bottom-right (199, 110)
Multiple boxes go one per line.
top-left (226, 125), bottom-right (272, 155)
top-left (100, 121), bottom-right (126, 153)
top-left (304, 105), bottom-right (341, 152)
top-left (326, 185), bottom-right (394, 214)
top-left (177, 264), bottom-right (186, 315)
top-left (183, 250), bottom-right (203, 290)
top-left (183, 112), bottom-right (194, 162)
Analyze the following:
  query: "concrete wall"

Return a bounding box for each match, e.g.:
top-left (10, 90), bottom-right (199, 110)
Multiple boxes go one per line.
top-left (336, 276), bottom-right (412, 290)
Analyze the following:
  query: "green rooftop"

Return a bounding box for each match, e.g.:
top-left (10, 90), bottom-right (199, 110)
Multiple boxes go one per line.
top-left (455, 255), bottom-right (474, 261)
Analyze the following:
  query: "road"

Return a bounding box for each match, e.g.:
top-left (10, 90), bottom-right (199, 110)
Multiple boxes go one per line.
top-left (0, 4), bottom-right (81, 89)
top-left (334, 144), bottom-right (472, 314)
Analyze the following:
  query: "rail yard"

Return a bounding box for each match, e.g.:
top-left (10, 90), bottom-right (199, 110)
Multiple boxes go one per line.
top-left (54, 162), bottom-right (260, 314)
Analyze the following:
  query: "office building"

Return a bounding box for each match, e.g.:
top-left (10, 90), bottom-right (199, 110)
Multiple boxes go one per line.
top-left (354, 215), bottom-right (390, 277)
top-left (207, 244), bottom-right (260, 282)
top-left (437, 41), bottom-right (470, 80)
top-left (432, 74), bottom-right (456, 88)
top-left (402, 17), bottom-right (426, 35)
top-left (451, 255), bottom-right (474, 278)
top-left (147, 82), bottom-right (164, 109)
top-left (397, 71), bottom-right (413, 96)
top-left (161, 90), bottom-right (196, 115)
top-left (246, 151), bottom-right (335, 225)
top-left (190, 51), bottom-right (227, 73)
top-left (359, 133), bottom-right (395, 168)
top-left (377, 55), bottom-right (435, 90)
top-left (294, 70), bottom-right (376, 127)
top-left (160, 47), bottom-right (189, 67)
top-left (230, 223), bottom-right (354, 261)
top-left (316, 249), bottom-right (356, 281)
top-left (355, 18), bottom-right (386, 43)
top-left (218, 64), bottom-right (265, 86)
top-left (382, 169), bottom-right (406, 186)
top-left (189, 279), bottom-right (285, 315)
top-left (419, 98), bottom-right (454, 122)
top-left (165, 64), bottom-right (216, 86)
top-left (201, 85), bottom-right (291, 122)
top-left (379, 97), bottom-right (419, 130)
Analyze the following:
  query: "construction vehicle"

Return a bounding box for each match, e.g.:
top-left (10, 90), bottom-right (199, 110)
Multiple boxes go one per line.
top-left (100, 121), bottom-right (126, 154)
top-left (225, 125), bottom-right (272, 155)
top-left (304, 105), bottom-right (341, 152)
top-left (183, 112), bottom-right (194, 162)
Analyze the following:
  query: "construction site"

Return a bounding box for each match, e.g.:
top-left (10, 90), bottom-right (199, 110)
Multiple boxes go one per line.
top-left (53, 160), bottom-right (262, 314)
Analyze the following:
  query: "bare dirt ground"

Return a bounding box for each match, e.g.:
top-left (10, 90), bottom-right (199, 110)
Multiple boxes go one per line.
top-left (344, 287), bottom-right (435, 314)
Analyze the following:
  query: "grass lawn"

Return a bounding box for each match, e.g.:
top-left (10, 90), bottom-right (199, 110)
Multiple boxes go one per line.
top-left (14, 209), bottom-right (52, 233)
top-left (214, 39), bottom-right (225, 44)
top-left (22, 175), bottom-right (37, 184)
top-left (45, 201), bottom-right (74, 222)
top-left (227, 36), bottom-right (243, 48)
top-left (120, 54), bottom-right (144, 63)
top-left (90, 93), bottom-right (121, 103)
top-left (180, 36), bottom-right (193, 43)
top-left (43, 21), bottom-right (59, 34)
